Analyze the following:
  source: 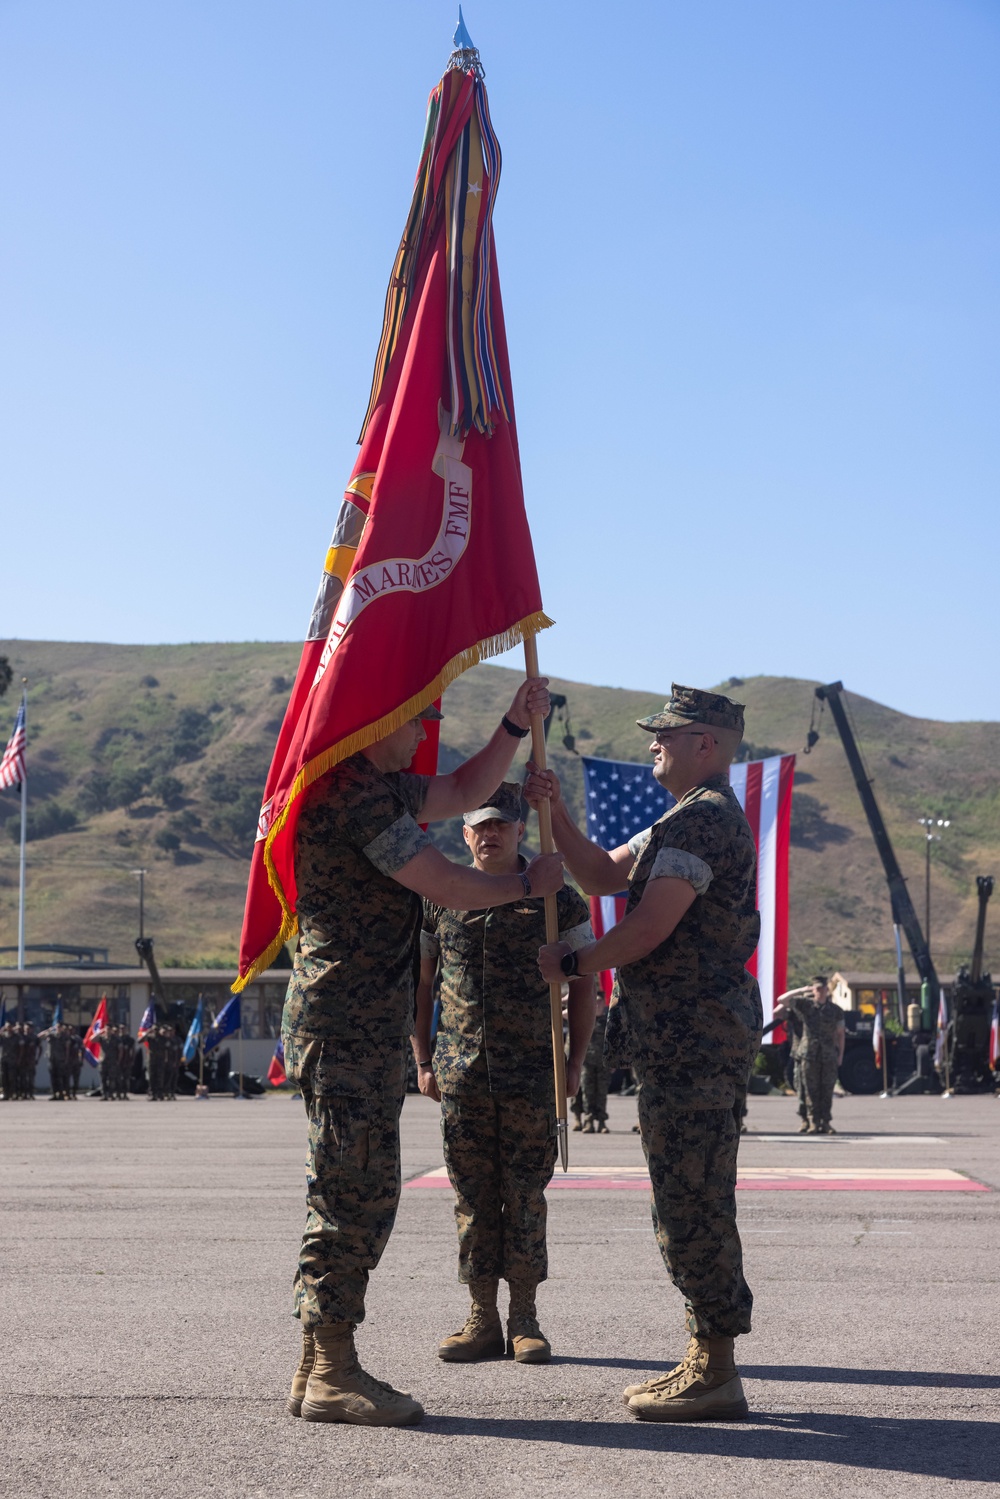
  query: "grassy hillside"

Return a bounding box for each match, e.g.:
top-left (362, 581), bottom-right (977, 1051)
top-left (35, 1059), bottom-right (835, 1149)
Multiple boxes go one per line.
top-left (1, 640), bottom-right (997, 980)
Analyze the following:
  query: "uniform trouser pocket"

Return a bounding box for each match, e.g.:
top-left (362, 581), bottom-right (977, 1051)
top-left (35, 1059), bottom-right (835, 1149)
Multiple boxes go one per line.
top-left (291, 1039), bottom-right (406, 1327)
top-left (441, 1089), bottom-right (557, 1285)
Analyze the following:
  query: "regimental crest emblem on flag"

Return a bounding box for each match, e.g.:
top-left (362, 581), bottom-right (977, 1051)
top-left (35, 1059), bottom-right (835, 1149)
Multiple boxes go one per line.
top-left (255, 797), bottom-right (275, 845)
top-left (314, 416), bottom-right (473, 686)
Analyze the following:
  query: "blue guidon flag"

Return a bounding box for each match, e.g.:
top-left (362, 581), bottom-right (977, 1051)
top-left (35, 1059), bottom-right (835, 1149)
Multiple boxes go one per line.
top-left (203, 996), bottom-right (241, 1056)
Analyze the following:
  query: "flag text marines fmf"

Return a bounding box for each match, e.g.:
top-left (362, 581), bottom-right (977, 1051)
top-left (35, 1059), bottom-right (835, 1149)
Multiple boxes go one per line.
top-left (235, 62), bottom-right (551, 989)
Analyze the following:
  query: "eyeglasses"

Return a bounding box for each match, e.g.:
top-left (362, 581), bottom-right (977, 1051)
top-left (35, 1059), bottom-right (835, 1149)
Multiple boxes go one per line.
top-left (653, 730), bottom-right (717, 746)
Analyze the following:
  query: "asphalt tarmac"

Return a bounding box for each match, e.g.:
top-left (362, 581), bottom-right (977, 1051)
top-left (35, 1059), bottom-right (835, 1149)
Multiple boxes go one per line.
top-left (1, 1088), bottom-right (998, 1497)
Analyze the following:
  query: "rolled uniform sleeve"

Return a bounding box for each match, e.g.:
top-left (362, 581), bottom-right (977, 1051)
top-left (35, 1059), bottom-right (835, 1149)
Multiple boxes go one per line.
top-left (628, 826), bottom-right (653, 859)
top-left (558, 888), bottom-right (594, 951)
top-left (364, 816), bottom-right (431, 876)
top-left (649, 845), bottom-right (713, 894)
top-left (346, 769), bottom-right (431, 877)
top-left (560, 920), bottom-right (594, 951)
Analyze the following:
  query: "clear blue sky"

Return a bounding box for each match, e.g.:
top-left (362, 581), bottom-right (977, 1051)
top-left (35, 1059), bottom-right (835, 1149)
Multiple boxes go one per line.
top-left (2, 0), bottom-right (997, 721)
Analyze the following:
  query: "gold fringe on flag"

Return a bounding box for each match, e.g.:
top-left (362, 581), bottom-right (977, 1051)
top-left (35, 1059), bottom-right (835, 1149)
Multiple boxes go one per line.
top-left (232, 609), bottom-right (553, 991)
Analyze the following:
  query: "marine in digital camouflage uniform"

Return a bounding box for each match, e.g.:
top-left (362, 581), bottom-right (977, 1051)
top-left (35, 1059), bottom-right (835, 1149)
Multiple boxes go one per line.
top-left (413, 782), bottom-right (595, 1365)
top-left (39, 1022), bottom-right (69, 1100)
top-left (779, 997), bottom-right (809, 1128)
top-left (145, 1026), bottom-right (167, 1100)
top-left (117, 1029), bottom-right (136, 1099)
top-left (20, 1023), bottom-right (41, 1099)
top-left (532, 684), bottom-right (763, 1423)
top-left (100, 1025), bottom-right (119, 1101)
top-left (67, 1028), bottom-right (84, 1099)
top-left (278, 679), bottom-right (564, 1428)
top-left (778, 979), bottom-right (845, 1134)
top-left (578, 997), bottom-right (610, 1131)
top-left (163, 1030), bottom-right (182, 1099)
top-left (0, 1022), bottom-right (17, 1100)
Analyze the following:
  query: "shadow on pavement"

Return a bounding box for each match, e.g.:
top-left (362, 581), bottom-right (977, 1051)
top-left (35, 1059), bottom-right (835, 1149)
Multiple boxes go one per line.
top-left (551, 1361), bottom-right (1000, 1390)
top-left (742, 1365), bottom-right (1000, 1389)
top-left (417, 1412), bottom-right (999, 1480)
top-left (549, 1357), bottom-right (678, 1370)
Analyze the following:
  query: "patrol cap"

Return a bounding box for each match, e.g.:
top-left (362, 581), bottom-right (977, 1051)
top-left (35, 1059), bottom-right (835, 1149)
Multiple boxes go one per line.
top-left (637, 683), bottom-right (745, 737)
top-left (419, 704), bottom-right (443, 721)
top-left (463, 781), bottom-right (524, 827)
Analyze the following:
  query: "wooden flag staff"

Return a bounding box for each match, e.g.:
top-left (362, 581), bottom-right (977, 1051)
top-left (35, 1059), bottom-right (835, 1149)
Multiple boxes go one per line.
top-left (523, 634), bottom-right (569, 1172)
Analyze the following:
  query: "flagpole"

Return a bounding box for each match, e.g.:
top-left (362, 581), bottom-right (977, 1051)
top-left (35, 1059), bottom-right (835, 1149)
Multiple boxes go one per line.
top-left (17, 686), bottom-right (27, 971)
top-left (879, 993), bottom-right (889, 1096)
top-left (196, 990), bottom-right (208, 1099)
top-left (523, 635), bottom-right (569, 1172)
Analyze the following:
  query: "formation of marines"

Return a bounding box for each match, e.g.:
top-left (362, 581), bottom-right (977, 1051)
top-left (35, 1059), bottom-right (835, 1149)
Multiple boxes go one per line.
top-left (280, 680), bottom-right (766, 1428)
top-left (0, 1017), bottom-right (185, 1100)
top-left (37, 1020), bottom-right (85, 1099)
top-left (0, 1021), bottom-right (44, 1100)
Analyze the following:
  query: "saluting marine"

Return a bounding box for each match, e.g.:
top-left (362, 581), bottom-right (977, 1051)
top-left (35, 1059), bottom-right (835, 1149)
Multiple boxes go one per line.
top-left (774, 978), bottom-right (845, 1134)
top-left (100, 1024), bottom-right (119, 1100)
top-left (0, 1021), bottom-right (17, 1100)
top-left (39, 1021), bottom-right (70, 1100)
top-left (117, 1028), bottom-right (136, 1100)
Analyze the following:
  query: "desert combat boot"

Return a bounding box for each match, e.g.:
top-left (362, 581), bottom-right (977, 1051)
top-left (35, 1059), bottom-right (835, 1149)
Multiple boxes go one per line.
top-left (438, 1277), bottom-right (505, 1362)
top-left (624, 1336), bottom-right (748, 1423)
top-left (506, 1278), bottom-right (551, 1364)
top-left (286, 1326), bottom-right (315, 1417)
top-left (299, 1323), bottom-right (423, 1427)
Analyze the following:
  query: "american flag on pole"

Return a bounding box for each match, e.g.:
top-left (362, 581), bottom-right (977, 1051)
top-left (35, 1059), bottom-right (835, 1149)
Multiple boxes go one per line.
top-left (0, 695), bottom-right (26, 789)
top-left (582, 751), bottom-right (795, 1027)
top-left (934, 988), bottom-right (949, 1069)
top-left (872, 997), bottom-right (884, 1068)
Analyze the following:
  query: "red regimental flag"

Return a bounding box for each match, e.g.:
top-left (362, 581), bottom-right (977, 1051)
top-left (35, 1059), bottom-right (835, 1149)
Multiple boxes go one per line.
top-left (82, 996), bottom-right (109, 1070)
top-left (235, 63), bottom-right (550, 989)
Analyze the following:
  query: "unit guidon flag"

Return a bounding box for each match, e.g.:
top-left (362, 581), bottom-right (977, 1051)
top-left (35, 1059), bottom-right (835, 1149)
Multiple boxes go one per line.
top-left (235, 49), bottom-right (550, 988)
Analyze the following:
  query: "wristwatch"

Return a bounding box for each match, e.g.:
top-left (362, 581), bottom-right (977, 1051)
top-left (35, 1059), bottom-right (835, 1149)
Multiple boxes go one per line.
top-left (560, 949), bottom-right (579, 977)
top-left (518, 870), bottom-right (532, 898)
top-left (501, 713), bottom-right (530, 739)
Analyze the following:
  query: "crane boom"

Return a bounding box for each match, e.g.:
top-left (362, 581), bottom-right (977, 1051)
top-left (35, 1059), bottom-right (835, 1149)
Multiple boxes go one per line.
top-left (814, 681), bottom-right (939, 1006)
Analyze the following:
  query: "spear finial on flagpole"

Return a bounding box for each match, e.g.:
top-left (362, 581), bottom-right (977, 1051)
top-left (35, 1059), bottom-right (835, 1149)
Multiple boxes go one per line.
top-left (447, 7), bottom-right (485, 78)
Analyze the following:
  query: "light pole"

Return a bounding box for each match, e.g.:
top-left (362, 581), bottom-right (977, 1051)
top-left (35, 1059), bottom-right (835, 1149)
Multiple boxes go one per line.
top-left (917, 818), bottom-right (950, 955)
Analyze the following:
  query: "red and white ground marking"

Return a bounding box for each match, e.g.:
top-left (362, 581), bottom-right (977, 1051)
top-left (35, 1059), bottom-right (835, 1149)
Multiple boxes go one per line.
top-left (404, 1165), bottom-right (988, 1192)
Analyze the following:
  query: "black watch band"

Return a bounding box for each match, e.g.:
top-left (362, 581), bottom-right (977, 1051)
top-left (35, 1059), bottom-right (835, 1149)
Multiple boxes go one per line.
top-left (560, 949), bottom-right (579, 978)
top-left (501, 713), bottom-right (530, 739)
top-left (418, 1060), bottom-right (433, 1068)
top-left (518, 870), bottom-right (532, 898)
